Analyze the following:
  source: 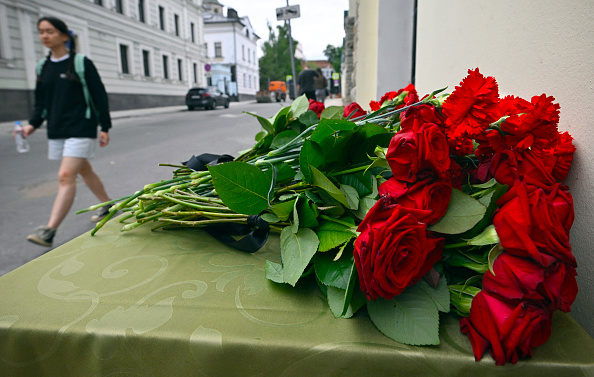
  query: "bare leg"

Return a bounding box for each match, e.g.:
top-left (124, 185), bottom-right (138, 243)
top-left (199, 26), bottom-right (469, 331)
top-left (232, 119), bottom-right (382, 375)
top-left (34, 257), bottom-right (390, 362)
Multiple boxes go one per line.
top-left (79, 159), bottom-right (110, 203)
top-left (47, 157), bottom-right (87, 229)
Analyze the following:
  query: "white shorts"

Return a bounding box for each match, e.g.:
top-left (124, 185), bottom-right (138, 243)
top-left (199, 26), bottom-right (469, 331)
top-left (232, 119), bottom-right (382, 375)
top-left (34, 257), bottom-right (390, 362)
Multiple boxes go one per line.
top-left (48, 138), bottom-right (97, 160)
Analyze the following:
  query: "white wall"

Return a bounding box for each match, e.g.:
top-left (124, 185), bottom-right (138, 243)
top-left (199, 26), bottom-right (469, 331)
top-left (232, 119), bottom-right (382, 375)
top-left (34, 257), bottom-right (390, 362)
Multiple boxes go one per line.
top-left (416, 0), bottom-right (594, 337)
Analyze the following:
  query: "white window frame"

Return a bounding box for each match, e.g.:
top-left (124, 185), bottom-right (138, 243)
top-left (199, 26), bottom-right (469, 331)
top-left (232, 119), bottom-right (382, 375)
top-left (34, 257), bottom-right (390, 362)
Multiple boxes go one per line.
top-left (214, 42), bottom-right (222, 58)
top-left (0, 4), bottom-right (14, 61)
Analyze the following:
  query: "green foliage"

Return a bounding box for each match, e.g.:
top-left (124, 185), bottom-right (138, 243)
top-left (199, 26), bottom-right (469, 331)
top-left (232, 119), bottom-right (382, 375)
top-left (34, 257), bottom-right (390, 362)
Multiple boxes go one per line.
top-left (367, 282), bottom-right (445, 346)
top-left (259, 23), bottom-right (302, 89)
top-left (428, 188), bottom-right (487, 234)
top-left (280, 227), bottom-right (319, 286)
top-left (208, 162), bottom-right (272, 215)
top-left (323, 44), bottom-right (343, 73)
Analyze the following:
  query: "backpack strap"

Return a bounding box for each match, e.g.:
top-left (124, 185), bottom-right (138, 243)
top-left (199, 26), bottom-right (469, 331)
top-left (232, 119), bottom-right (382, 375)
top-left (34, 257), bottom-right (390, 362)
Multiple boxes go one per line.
top-left (36, 58), bottom-right (47, 76)
top-left (74, 54), bottom-right (95, 120)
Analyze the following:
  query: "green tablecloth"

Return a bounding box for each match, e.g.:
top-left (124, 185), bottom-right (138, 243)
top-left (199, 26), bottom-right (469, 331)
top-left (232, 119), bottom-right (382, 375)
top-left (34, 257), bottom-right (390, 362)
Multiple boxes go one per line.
top-left (1, 219), bottom-right (593, 376)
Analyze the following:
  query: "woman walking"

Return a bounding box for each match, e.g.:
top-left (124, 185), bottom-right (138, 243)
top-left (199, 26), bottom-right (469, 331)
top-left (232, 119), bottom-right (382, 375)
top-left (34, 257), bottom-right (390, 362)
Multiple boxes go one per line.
top-left (22, 16), bottom-right (113, 247)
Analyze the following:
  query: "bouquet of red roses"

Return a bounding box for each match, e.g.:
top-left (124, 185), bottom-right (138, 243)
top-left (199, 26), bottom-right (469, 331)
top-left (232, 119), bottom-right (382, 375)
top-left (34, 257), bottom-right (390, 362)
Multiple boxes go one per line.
top-left (350, 68), bottom-right (577, 365)
top-left (84, 68), bottom-right (577, 366)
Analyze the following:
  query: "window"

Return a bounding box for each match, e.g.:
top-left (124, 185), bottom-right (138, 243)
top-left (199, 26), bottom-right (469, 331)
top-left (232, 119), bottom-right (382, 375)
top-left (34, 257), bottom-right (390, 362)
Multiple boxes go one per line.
top-left (115, 0), bottom-right (123, 14)
top-left (253, 51), bottom-right (256, 65)
top-left (119, 44), bottom-right (129, 74)
top-left (193, 63), bottom-right (197, 83)
top-left (245, 29), bottom-right (249, 38)
top-left (94, 0), bottom-right (103, 5)
top-left (243, 73), bottom-right (246, 87)
top-left (138, 0), bottom-right (145, 22)
top-left (174, 14), bottom-right (179, 36)
top-left (159, 6), bottom-right (165, 30)
top-left (242, 45), bottom-right (245, 61)
top-left (162, 55), bottom-right (169, 79)
top-left (142, 49), bottom-right (150, 76)
top-left (177, 58), bottom-right (183, 80)
top-left (203, 43), bottom-right (208, 57)
top-left (248, 74), bottom-right (251, 88)
top-left (190, 22), bottom-right (195, 43)
top-left (247, 48), bottom-right (250, 63)
top-left (214, 42), bottom-right (222, 57)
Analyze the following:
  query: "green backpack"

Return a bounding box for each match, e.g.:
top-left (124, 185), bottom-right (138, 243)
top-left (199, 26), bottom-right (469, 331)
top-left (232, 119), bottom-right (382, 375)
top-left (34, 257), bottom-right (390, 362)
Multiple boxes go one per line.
top-left (36, 53), bottom-right (96, 120)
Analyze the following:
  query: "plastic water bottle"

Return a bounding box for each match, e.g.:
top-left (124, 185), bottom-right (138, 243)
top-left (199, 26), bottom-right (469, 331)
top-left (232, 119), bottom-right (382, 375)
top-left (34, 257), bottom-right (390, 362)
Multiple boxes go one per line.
top-left (14, 121), bottom-right (30, 153)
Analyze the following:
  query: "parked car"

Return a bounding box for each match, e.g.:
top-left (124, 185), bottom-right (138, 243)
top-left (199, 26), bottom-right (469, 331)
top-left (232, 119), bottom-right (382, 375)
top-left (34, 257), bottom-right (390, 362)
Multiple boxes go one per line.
top-left (185, 87), bottom-right (230, 110)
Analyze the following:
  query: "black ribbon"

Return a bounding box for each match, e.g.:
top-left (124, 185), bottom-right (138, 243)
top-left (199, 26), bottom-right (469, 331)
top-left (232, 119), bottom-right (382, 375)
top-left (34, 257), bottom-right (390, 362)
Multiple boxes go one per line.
top-left (181, 153), bottom-right (270, 253)
top-left (203, 215), bottom-right (270, 253)
top-left (182, 153), bottom-right (234, 171)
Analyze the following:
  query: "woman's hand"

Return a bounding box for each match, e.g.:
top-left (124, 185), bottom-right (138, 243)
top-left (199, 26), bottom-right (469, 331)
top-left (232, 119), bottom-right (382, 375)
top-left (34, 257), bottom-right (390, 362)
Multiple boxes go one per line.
top-left (99, 131), bottom-right (109, 147)
top-left (22, 125), bottom-right (35, 138)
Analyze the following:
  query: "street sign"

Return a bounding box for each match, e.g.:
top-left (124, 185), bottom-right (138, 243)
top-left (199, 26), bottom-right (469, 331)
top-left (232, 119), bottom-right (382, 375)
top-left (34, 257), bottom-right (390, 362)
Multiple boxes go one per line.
top-left (276, 5), bottom-right (300, 21)
top-left (332, 72), bottom-right (340, 80)
top-left (286, 75), bottom-right (293, 81)
top-left (204, 63), bottom-right (211, 72)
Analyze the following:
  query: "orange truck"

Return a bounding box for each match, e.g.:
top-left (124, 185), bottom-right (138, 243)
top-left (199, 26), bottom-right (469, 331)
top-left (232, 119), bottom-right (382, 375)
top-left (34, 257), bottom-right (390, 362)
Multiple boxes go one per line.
top-left (268, 81), bottom-right (287, 102)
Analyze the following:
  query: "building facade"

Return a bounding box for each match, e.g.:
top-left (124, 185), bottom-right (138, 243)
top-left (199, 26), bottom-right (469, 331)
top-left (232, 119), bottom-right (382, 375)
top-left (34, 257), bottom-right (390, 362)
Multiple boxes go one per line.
top-left (0, 0), bottom-right (207, 122)
top-left (202, 0), bottom-right (259, 101)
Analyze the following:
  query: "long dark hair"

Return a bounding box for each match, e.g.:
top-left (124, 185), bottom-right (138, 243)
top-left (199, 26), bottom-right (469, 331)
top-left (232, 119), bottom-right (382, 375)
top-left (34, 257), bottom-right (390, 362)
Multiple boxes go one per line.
top-left (37, 16), bottom-right (78, 82)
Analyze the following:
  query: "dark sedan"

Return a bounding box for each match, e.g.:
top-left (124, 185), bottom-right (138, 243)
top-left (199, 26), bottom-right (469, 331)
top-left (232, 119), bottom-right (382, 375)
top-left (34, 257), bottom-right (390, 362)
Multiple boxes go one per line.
top-left (185, 87), bottom-right (230, 110)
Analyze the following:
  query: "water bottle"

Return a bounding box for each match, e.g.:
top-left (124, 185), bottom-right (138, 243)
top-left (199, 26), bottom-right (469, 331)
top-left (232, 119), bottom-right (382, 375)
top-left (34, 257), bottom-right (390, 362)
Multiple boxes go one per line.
top-left (14, 121), bottom-right (30, 153)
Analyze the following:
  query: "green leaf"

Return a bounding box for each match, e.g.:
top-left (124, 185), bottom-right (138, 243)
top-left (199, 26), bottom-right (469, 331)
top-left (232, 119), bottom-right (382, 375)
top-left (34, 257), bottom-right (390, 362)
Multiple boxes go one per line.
top-left (449, 284), bottom-right (481, 316)
top-left (417, 278), bottom-right (450, 313)
top-left (324, 255), bottom-right (361, 318)
top-left (275, 163), bottom-right (297, 182)
top-left (314, 252), bottom-right (353, 289)
top-left (428, 188), bottom-right (487, 234)
top-left (488, 243), bottom-right (505, 275)
top-left (300, 140), bottom-right (325, 183)
top-left (352, 196), bottom-right (377, 221)
top-left (208, 162), bottom-right (272, 215)
top-left (299, 110), bottom-right (320, 126)
top-left (471, 178), bottom-right (498, 189)
top-left (260, 212), bottom-right (280, 223)
top-left (339, 184), bottom-right (359, 210)
top-left (271, 199), bottom-right (296, 221)
top-left (290, 94), bottom-right (310, 119)
top-left (310, 118), bottom-right (357, 144)
top-left (367, 284), bottom-right (440, 346)
top-left (468, 224), bottom-right (500, 246)
top-left (265, 260), bottom-right (284, 283)
top-left (341, 172), bottom-right (374, 197)
top-left (253, 133), bottom-right (273, 152)
top-left (316, 219), bottom-right (355, 252)
top-left (297, 197), bottom-right (319, 229)
top-left (310, 166), bottom-right (348, 208)
top-left (271, 129), bottom-right (299, 149)
top-left (280, 227), bottom-right (320, 286)
top-left (245, 111), bottom-right (273, 133)
top-left (320, 105), bottom-right (344, 119)
top-left (291, 198), bottom-right (300, 233)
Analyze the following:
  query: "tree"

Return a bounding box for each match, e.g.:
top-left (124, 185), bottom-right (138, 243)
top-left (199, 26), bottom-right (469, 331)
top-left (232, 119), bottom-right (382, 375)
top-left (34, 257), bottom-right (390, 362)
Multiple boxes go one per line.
top-left (323, 44), bottom-right (343, 73)
top-left (258, 22), bottom-right (302, 90)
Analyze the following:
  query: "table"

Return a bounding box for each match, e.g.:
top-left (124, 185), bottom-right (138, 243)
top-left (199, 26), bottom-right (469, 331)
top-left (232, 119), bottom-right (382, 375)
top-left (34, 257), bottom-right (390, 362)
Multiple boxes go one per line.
top-left (1, 218), bottom-right (593, 376)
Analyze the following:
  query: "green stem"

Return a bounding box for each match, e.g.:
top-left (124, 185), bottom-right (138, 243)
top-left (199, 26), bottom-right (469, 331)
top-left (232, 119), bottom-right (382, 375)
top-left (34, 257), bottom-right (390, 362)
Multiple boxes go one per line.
top-left (319, 215), bottom-right (355, 228)
top-left (276, 182), bottom-right (308, 194)
top-left (159, 218), bottom-right (249, 226)
top-left (443, 241), bottom-right (469, 249)
top-left (327, 164), bottom-right (371, 177)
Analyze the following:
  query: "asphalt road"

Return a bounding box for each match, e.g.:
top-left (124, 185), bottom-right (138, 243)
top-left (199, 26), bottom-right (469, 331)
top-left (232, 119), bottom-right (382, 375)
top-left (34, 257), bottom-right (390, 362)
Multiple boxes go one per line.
top-left (0, 101), bottom-right (285, 277)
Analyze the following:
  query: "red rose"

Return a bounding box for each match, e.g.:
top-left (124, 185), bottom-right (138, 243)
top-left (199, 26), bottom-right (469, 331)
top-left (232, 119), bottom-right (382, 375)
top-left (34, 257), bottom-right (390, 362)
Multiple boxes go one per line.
top-left (519, 149), bottom-right (556, 187)
top-left (343, 102), bottom-right (367, 119)
top-left (460, 291), bottom-right (553, 365)
top-left (399, 103), bottom-right (445, 133)
top-left (308, 99), bottom-right (325, 117)
top-left (378, 178), bottom-right (452, 224)
top-left (493, 181), bottom-right (575, 267)
top-left (354, 198), bottom-right (443, 300)
top-left (501, 94), bottom-right (560, 151)
top-left (369, 84), bottom-right (418, 111)
top-left (386, 123), bottom-right (450, 182)
top-left (442, 68), bottom-right (500, 140)
top-left (548, 184), bottom-right (574, 233)
top-left (482, 253), bottom-right (578, 312)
